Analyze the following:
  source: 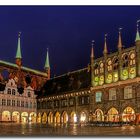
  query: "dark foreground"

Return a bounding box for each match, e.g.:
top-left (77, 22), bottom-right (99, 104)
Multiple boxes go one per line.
top-left (0, 123), bottom-right (140, 136)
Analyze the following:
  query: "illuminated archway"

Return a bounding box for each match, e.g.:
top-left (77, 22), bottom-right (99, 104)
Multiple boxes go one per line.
top-left (122, 107), bottom-right (135, 122)
top-left (29, 112), bottom-right (36, 123)
top-left (107, 108), bottom-right (119, 122)
top-left (12, 111), bottom-right (20, 123)
top-left (21, 112), bottom-right (28, 123)
top-left (95, 109), bottom-right (104, 121)
top-left (37, 113), bottom-right (41, 123)
top-left (70, 111), bottom-right (77, 123)
top-left (54, 112), bottom-right (60, 124)
top-left (2, 111), bottom-right (11, 121)
top-left (48, 112), bottom-right (53, 124)
top-left (42, 112), bottom-right (47, 124)
top-left (61, 111), bottom-right (68, 123)
top-left (80, 112), bottom-right (87, 123)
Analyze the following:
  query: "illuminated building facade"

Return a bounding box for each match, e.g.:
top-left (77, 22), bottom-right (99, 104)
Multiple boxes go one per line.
top-left (0, 32), bottom-right (50, 123)
top-left (37, 22), bottom-right (140, 124)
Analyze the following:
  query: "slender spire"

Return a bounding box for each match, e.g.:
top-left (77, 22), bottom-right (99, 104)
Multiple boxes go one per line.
top-left (91, 40), bottom-right (94, 58)
top-left (44, 48), bottom-right (50, 69)
top-left (15, 32), bottom-right (22, 59)
top-left (103, 34), bottom-right (108, 54)
top-left (118, 28), bottom-right (123, 49)
top-left (135, 20), bottom-right (140, 42)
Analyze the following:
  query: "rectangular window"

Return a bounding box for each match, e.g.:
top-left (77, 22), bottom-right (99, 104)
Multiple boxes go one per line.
top-left (95, 91), bottom-right (102, 102)
top-left (54, 100), bottom-right (59, 108)
top-left (17, 100), bottom-right (20, 107)
top-left (21, 101), bottom-right (24, 107)
top-left (61, 100), bottom-right (67, 107)
top-left (12, 89), bottom-right (16, 95)
top-left (69, 98), bottom-right (75, 106)
top-left (109, 88), bottom-right (117, 100)
top-left (25, 102), bottom-right (28, 108)
top-left (2, 99), bottom-right (6, 106)
top-left (47, 101), bottom-right (53, 109)
top-left (12, 100), bottom-right (15, 106)
top-left (124, 86), bottom-right (133, 99)
top-left (7, 88), bottom-right (11, 94)
top-left (7, 100), bottom-right (11, 106)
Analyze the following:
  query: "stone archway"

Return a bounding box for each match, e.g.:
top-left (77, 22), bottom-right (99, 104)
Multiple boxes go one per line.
top-left (80, 111), bottom-right (87, 123)
top-left (21, 112), bottom-right (28, 123)
top-left (48, 112), bottom-right (53, 124)
top-left (61, 111), bottom-right (68, 123)
top-left (12, 111), bottom-right (20, 123)
top-left (94, 109), bottom-right (104, 121)
top-left (42, 112), bottom-right (47, 124)
top-left (54, 112), bottom-right (60, 124)
top-left (122, 107), bottom-right (135, 122)
top-left (70, 111), bottom-right (77, 123)
top-left (37, 113), bottom-right (42, 123)
top-left (29, 112), bottom-right (36, 123)
top-left (2, 111), bottom-right (11, 121)
top-left (107, 107), bottom-right (119, 122)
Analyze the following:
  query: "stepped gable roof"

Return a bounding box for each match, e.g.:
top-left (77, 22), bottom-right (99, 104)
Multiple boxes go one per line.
top-left (38, 67), bottom-right (91, 98)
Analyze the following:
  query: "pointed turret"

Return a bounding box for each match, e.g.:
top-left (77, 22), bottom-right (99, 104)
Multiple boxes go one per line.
top-left (103, 34), bottom-right (108, 55)
top-left (91, 40), bottom-right (94, 87)
top-left (15, 32), bottom-right (22, 67)
top-left (91, 40), bottom-right (94, 58)
top-left (135, 20), bottom-right (140, 76)
top-left (118, 28), bottom-right (123, 49)
top-left (135, 20), bottom-right (140, 42)
top-left (118, 28), bottom-right (123, 80)
top-left (44, 48), bottom-right (50, 79)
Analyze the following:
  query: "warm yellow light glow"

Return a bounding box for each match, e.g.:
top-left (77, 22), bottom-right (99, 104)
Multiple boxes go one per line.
top-left (80, 112), bottom-right (86, 122)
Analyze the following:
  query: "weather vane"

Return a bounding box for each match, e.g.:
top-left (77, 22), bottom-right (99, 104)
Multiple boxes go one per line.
top-left (105, 33), bottom-right (107, 40)
top-left (91, 40), bottom-right (95, 47)
top-left (137, 20), bottom-right (140, 30)
top-left (18, 32), bottom-right (21, 37)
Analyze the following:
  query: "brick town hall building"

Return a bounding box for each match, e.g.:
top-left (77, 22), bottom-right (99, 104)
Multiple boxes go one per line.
top-left (1, 22), bottom-right (140, 124)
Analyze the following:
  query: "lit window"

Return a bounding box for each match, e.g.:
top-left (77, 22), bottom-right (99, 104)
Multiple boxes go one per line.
top-left (124, 86), bottom-right (133, 99)
top-left (95, 91), bottom-right (102, 102)
top-left (107, 59), bottom-right (112, 71)
top-left (109, 88), bottom-right (116, 100)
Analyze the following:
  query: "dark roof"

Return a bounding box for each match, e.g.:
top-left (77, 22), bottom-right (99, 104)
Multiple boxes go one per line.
top-left (37, 67), bottom-right (91, 98)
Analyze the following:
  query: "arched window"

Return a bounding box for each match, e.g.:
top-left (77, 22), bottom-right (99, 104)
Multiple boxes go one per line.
top-left (113, 57), bottom-right (119, 70)
top-left (94, 63), bottom-right (99, 75)
top-left (99, 62), bottom-right (104, 74)
top-left (107, 59), bottom-right (112, 72)
top-left (124, 86), bottom-right (133, 99)
top-left (129, 52), bottom-right (136, 66)
top-left (12, 89), bottom-right (16, 95)
top-left (7, 88), bottom-right (11, 94)
top-left (122, 54), bottom-right (129, 68)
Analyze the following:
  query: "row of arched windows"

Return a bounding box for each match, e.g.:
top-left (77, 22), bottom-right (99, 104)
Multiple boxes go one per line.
top-left (94, 51), bottom-right (136, 75)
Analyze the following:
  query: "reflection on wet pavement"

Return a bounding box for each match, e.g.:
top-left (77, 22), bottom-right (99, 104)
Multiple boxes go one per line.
top-left (0, 123), bottom-right (140, 136)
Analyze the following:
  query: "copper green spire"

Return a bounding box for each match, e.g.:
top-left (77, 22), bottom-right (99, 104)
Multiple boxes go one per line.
top-left (44, 48), bottom-right (50, 69)
top-left (15, 32), bottom-right (22, 59)
top-left (103, 34), bottom-right (108, 54)
top-left (135, 20), bottom-right (140, 42)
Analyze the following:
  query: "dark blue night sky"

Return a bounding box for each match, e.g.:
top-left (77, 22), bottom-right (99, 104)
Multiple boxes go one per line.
top-left (0, 6), bottom-right (139, 77)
